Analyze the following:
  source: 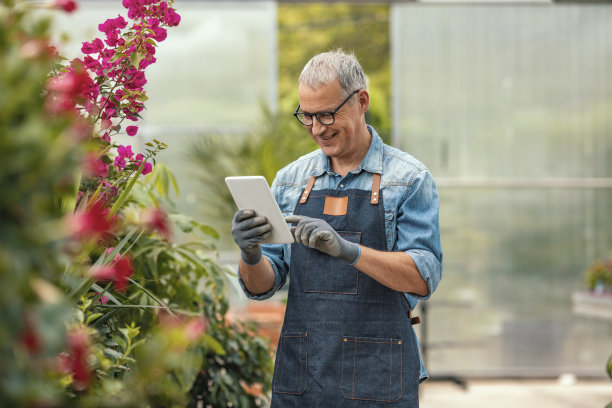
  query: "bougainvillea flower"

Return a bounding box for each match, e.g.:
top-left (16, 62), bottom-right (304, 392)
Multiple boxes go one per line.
top-left (141, 161), bottom-right (153, 175)
top-left (165, 7), bottom-right (181, 26)
top-left (126, 125), bottom-right (138, 136)
top-left (66, 200), bottom-right (114, 241)
top-left (45, 59), bottom-right (96, 114)
top-left (117, 144), bottom-right (134, 159)
top-left (142, 207), bottom-right (172, 240)
top-left (54, 0), bottom-right (77, 13)
top-left (83, 152), bottom-right (109, 178)
top-left (80, 38), bottom-right (104, 55)
top-left (89, 255), bottom-right (133, 292)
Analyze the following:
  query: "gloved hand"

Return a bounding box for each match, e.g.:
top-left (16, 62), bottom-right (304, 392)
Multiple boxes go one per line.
top-left (285, 215), bottom-right (360, 265)
top-left (232, 209), bottom-right (272, 265)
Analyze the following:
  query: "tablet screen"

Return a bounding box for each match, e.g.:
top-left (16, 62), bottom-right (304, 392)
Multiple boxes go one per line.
top-left (225, 176), bottom-right (295, 244)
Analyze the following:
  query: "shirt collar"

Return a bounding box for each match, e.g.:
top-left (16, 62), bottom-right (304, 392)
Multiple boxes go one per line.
top-left (312, 125), bottom-right (384, 177)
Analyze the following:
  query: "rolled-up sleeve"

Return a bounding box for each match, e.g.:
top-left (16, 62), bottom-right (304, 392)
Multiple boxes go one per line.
top-left (237, 243), bottom-right (290, 300)
top-left (396, 170), bottom-right (443, 302)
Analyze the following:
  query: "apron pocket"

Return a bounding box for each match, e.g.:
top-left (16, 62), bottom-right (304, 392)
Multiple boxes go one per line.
top-left (273, 331), bottom-right (308, 394)
top-left (304, 231), bottom-right (361, 295)
top-left (340, 336), bottom-right (403, 402)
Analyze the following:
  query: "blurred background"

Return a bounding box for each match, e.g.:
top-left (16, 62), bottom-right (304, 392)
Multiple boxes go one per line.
top-left (51, 0), bottom-right (611, 404)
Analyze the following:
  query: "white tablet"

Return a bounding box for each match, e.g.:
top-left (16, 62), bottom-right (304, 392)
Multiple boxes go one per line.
top-left (225, 176), bottom-right (294, 244)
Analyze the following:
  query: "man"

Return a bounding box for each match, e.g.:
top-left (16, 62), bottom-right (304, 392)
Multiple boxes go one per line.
top-left (231, 50), bottom-right (442, 407)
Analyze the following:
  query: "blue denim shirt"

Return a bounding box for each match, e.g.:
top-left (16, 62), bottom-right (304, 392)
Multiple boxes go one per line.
top-left (238, 126), bottom-right (443, 381)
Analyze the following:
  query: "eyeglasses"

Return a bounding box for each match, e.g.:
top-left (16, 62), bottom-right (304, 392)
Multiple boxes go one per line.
top-left (293, 89), bottom-right (360, 126)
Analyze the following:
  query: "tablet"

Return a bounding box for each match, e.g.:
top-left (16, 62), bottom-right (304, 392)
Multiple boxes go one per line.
top-left (225, 176), bottom-right (295, 244)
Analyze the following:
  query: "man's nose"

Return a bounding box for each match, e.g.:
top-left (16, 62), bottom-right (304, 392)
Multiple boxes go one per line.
top-left (311, 119), bottom-right (327, 136)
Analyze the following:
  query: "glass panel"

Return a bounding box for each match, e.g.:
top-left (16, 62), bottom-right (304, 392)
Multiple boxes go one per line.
top-left (393, 5), bottom-right (612, 376)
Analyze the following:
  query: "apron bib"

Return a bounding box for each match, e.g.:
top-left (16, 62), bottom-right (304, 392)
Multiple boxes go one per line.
top-left (271, 174), bottom-right (421, 407)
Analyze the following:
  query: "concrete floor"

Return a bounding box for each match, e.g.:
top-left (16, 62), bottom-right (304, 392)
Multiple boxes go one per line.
top-left (420, 378), bottom-right (612, 408)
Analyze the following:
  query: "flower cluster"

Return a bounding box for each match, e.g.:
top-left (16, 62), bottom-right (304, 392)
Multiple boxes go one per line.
top-left (114, 144), bottom-right (152, 174)
top-left (47, 0), bottom-right (180, 182)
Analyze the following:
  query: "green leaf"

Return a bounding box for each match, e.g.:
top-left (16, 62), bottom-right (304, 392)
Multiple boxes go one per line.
top-left (112, 334), bottom-right (127, 350)
top-left (108, 162), bottom-right (145, 217)
top-left (104, 347), bottom-right (125, 361)
top-left (130, 51), bottom-right (145, 68)
top-left (203, 334), bottom-right (226, 355)
top-left (198, 223), bottom-right (220, 239)
top-left (86, 312), bottom-right (103, 325)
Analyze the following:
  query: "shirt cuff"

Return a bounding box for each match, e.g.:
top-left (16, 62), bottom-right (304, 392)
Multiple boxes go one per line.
top-left (237, 256), bottom-right (283, 300)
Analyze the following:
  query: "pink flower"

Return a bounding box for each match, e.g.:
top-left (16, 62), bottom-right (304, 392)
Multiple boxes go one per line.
top-left (81, 38), bottom-right (104, 55)
top-left (83, 55), bottom-right (101, 71)
top-left (164, 7), bottom-right (181, 27)
top-left (114, 155), bottom-right (127, 171)
top-left (54, 0), bottom-right (77, 13)
top-left (142, 161), bottom-right (153, 175)
top-left (117, 144), bottom-right (134, 159)
top-left (105, 247), bottom-right (121, 262)
top-left (83, 152), bottom-right (109, 178)
top-left (125, 70), bottom-right (147, 89)
top-left (98, 15), bottom-right (128, 34)
top-left (126, 125), bottom-right (138, 136)
top-left (152, 26), bottom-right (167, 42)
top-left (101, 117), bottom-right (112, 130)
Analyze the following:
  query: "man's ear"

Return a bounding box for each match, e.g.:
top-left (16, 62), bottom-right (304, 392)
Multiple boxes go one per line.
top-left (358, 89), bottom-right (370, 113)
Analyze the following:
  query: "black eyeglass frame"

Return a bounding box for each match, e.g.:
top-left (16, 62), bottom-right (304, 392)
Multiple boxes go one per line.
top-left (293, 89), bottom-right (360, 126)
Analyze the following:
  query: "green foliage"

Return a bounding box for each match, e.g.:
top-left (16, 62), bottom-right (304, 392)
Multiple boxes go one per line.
top-left (583, 255), bottom-right (612, 293)
top-left (0, 2), bottom-right (87, 405)
top-left (278, 3), bottom-right (391, 142)
top-left (0, 1), bottom-right (273, 406)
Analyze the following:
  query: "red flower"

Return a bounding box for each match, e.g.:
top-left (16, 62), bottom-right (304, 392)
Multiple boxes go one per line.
top-left (90, 255), bottom-right (133, 292)
top-left (54, 0), bottom-right (77, 13)
top-left (142, 207), bottom-right (172, 240)
top-left (45, 59), bottom-right (96, 115)
top-left (19, 313), bottom-right (41, 354)
top-left (59, 328), bottom-right (93, 391)
top-left (66, 199), bottom-right (114, 241)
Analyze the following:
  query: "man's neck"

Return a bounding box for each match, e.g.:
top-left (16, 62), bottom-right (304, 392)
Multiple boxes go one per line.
top-left (330, 127), bottom-right (372, 177)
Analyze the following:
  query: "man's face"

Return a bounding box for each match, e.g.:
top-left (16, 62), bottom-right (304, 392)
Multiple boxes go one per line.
top-left (297, 80), bottom-right (367, 163)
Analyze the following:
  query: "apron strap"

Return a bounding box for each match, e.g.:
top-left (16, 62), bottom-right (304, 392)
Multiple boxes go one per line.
top-left (300, 176), bottom-right (317, 204)
top-left (301, 174), bottom-right (381, 205)
top-left (371, 173), bottom-right (381, 205)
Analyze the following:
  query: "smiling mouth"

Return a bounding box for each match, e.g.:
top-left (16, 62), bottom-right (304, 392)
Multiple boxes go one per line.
top-left (320, 134), bottom-right (336, 141)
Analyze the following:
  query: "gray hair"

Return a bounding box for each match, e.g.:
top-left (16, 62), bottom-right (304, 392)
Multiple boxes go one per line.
top-left (299, 49), bottom-right (367, 98)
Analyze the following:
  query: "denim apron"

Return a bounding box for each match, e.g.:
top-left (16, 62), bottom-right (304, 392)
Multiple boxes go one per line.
top-left (271, 173), bottom-right (420, 407)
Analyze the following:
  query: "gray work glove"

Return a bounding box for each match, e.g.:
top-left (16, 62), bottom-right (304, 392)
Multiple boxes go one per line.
top-left (232, 209), bottom-right (272, 265)
top-left (285, 215), bottom-right (360, 265)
